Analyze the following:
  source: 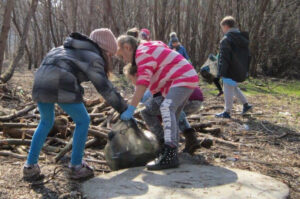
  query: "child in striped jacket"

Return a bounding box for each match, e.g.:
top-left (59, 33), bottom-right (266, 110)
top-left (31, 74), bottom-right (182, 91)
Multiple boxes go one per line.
top-left (117, 35), bottom-right (199, 170)
top-left (124, 63), bottom-right (203, 155)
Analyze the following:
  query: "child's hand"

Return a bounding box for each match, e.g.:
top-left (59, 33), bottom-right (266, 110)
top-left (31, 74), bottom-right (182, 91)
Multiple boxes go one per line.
top-left (120, 105), bottom-right (136, 121)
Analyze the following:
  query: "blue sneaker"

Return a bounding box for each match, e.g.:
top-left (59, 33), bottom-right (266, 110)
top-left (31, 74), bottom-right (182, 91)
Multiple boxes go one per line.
top-left (215, 111), bottom-right (231, 118)
top-left (242, 103), bottom-right (252, 115)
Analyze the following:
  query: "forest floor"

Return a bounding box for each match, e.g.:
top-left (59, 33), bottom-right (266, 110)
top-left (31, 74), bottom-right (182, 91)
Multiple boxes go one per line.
top-left (0, 69), bottom-right (299, 199)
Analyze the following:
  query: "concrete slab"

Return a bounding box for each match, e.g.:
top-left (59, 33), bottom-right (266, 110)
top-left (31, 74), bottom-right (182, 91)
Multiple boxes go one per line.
top-left (82, 164), bottom-right (289, 199)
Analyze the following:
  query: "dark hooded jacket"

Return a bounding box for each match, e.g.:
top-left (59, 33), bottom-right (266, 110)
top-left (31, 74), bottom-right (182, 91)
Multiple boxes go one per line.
top-left (32, 32), bottom-right (127, 113)
top-left (218, 29), bottom-right (250, 82)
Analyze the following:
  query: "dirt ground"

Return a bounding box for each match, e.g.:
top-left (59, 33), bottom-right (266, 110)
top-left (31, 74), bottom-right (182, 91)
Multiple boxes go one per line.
top-left (0, 69), bottom-right (299, 199)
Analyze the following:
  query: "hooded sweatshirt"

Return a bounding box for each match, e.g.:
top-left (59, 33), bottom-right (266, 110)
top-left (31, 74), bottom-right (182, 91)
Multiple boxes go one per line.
top-left (218, 28), bottom-right (250, 83)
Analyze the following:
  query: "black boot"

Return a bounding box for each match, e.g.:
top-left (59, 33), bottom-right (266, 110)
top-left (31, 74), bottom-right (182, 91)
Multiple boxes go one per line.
top-left (182, 128), bottom-right (201, 155)
top-left (147, 145), bottom-right (179, 170)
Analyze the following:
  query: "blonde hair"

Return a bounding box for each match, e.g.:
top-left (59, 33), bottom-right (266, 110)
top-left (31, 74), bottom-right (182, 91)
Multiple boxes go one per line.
top-left (126, 27), bottom-right (139, 38)
top-left (220, 16), bottom-right (236, 28)
top-left (123, 63), bottom-right (137, 80)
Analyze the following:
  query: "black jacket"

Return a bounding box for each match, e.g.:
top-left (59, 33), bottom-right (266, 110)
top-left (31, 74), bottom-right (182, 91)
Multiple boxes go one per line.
top-left (32, 32), bottom-right (127, 113)
top-left (218, 30), bottom-right (250, 82)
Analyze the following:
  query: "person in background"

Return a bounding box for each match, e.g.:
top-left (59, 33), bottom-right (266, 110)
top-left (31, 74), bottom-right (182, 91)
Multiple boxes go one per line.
top-left (168, 32), bottom-right (191, 63)
top-left (117, 35), bottom-right (199, 170)
top-left (23, 29), bottom-right (128, 181)
top-left (139, 28), bottom-right (151, 41)
top-left (123, 63), bottom-right (203, 154)
top-left (200, 54), bottom-right (223, 96)
top-left (216, 16), bottom-right (252, 119)
top-left (126, 27), bottom-right (140, 38)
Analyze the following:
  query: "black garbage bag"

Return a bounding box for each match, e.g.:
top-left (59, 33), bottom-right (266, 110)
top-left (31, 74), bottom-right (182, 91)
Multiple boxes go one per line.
top-left (104, 119), bottom-right (159, 170)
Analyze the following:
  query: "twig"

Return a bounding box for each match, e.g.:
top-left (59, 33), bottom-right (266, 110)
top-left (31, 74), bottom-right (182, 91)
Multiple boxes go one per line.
top-left (84, 158), bottom-right (107, 165)
top-left (260, 121), bottom-right (274, 134)
top-left (0, 150), bottom-right (45, 160)
top-left (30, 167), bottom-right (63, 186)
top-left (0, 104), bottom-right (36, 122)
top-left (54, 138), bottom-right (73, 162)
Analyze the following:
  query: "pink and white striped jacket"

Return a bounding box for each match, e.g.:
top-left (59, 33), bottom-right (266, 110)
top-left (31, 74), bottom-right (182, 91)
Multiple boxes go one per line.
top-left (135, 41), bottom-right (199, 96)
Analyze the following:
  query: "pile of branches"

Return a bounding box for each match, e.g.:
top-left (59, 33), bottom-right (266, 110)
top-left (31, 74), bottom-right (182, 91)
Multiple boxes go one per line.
top-left (0, 96), bottom-right (118, 165)
top-left (0, 84), bottom-right (241, 167)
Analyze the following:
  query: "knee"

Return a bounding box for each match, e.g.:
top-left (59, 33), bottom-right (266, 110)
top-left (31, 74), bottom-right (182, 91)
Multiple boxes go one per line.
top-left (74, 113), bottom-right (90, 127)
top-left (160, 99), bottom-right (176, 113)
top-left (40, 115), bottom-right (55, 129)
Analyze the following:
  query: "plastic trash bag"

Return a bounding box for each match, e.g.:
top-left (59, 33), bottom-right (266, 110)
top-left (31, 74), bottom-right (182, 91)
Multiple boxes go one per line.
top-left (104, 119), bottom-right (159, 170)
top-left (200, 54), bottom-right (219, 83)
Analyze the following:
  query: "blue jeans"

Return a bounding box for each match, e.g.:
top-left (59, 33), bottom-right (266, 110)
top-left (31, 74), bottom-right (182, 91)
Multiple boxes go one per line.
top-left (26, 102), bottom-right (90, 166)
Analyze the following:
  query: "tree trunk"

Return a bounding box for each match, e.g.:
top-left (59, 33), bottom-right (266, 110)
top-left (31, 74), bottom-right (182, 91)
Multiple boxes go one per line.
top-left (249, 0), bottom-right (270, 76)
top-left (0, 0), bottom-right (39, 83)
top-left (33, 12), bottom-right (45, 65)
top-left (153, 0), bottom-right (158, 39)
top-left (103, 0), bottom-right (120, 35)
top-left (0, 0), bottom-right (15, 76)
top-left (47, 0), bottom-right (58, 47)
top-left (12, 10), bottom-right (32, 70)
top-left (176, 0), bottom-right (181, 36)
top-left (86, 0), bottom-right (95, 34)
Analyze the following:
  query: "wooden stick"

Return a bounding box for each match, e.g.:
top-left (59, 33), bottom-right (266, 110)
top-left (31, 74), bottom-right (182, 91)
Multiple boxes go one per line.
top-left (46, 137), bottom-right (68, 145)
top-left (0, 104), bottom-right (36, 122)
top-left (191, 122), bottom-right (214, 130)
top-left (201, 128), bottom-right (221, 137)
top-left (0, 139), bottom-right (60, 152)
top-left (54, 135), bottom-right (104, 162)
top-left (85, 138), bottom-right (99, 148)
top-left (89, 113), bottom-right (106, 119)
top-left (0, 150), bottom-right (45, 160)
top-left (84, 98), bottom-right (102, 107)
top-left (199, 132), bottom-right (256, 148)
top-left (0, 139), bottom-right (32, 146)
top-left (70, 125), bottom-right (109, 139)
top-left (0, 122), bottom-right (38, 128)
top-left (54, 138), bottom-right (73, 162)
top-left (84, 158), bottom-right (107, 165)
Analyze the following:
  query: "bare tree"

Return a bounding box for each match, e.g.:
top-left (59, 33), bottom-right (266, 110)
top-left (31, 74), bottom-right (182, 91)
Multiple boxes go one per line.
top-left (0, 0), bottom-right (15, 75)
top-left (0, 0), bottom-right (39, 83)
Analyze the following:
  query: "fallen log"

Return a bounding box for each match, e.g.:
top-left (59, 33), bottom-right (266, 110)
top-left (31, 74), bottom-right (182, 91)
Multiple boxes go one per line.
top-left (0, 104), bottom-right (36, 122)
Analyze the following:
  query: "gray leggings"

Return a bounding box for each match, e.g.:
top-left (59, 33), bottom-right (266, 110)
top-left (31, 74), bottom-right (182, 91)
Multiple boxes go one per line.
top-left (223, 83), bottom-right (247, 113)
top-left (141, 87), bottom-right (193, 147)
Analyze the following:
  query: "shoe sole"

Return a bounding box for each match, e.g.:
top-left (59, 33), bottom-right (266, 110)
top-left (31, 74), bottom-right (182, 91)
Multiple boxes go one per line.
top-left (23, 173), bottom-right (43, 182)
top-left (147, 163), bottom-right (179, 171)
top-left (69, 173), bottom-right (94, 181)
